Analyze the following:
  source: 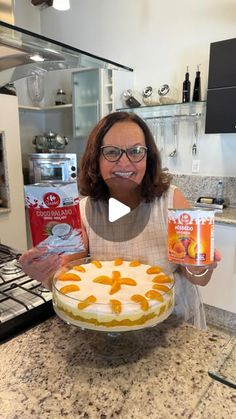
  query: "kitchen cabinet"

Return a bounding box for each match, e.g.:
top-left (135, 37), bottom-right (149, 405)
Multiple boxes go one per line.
top-left (207, 38), bottom-right (236, 89)
top-left (200, 223), bottom-right (236, 313)
top-left (205, 88), bottom-right (236, 133)
top-left (72, 68), bottom-right (133, 137)
top-left (205, 37), bottom-right (236, 133)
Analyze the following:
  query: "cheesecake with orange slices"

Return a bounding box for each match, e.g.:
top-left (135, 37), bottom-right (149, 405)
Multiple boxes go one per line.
top-left (52, 259), bottom-right (174, 332)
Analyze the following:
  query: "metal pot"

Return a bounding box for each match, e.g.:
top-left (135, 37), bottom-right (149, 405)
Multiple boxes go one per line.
top-left (33, 130), bottom-right (69, 152)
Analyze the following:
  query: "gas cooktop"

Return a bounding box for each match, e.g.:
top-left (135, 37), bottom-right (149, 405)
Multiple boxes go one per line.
top-left (0, 244), bottom-right (54, 342)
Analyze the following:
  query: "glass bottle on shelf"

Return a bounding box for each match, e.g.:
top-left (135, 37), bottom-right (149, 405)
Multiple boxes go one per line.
top-left (192, 65), bottom-right (201, 102)
top-left (55, 89), bottom-right (68, 105)
top-left (182, 66), bottom-right (191, 103)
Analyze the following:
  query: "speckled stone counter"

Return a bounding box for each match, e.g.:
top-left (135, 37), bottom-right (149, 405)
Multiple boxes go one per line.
top-left (214, 206), bottom-right (236, 226)
top-left (1, 316), bottom-right (235, 419)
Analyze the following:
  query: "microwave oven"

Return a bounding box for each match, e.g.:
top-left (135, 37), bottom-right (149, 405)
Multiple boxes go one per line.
top-left (28, 153), bottom-right (77, 184)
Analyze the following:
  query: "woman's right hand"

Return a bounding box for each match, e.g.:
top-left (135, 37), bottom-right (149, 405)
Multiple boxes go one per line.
top-left (19, 247), bottom-right (62, 289)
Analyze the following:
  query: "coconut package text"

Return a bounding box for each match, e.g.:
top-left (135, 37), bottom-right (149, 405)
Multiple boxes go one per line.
top-left (25, 183), bottom-right (85, 255)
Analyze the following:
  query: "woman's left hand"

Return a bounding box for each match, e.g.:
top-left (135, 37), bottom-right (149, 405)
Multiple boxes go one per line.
top-left (181, 249), bottom-right (221, 286)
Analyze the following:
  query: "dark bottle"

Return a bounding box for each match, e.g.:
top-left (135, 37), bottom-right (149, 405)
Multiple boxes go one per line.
top-left (192, 65), bottom-right (201, 101)
top-left (182, 66), bottom-right (191, 103)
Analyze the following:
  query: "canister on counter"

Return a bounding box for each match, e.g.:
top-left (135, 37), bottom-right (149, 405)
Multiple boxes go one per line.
top-left (168, 209), bottom-right (215, 266)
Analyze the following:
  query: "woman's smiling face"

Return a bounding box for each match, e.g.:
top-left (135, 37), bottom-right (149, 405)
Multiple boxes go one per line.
top-left (99, 121), bottom-right (147, 186)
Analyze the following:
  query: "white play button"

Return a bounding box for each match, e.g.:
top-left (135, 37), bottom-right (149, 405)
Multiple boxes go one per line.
top-left (108, 197), bottom-right (131, 222)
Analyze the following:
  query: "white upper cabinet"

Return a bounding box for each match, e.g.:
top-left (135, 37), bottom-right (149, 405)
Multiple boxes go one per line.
top-left (72, 68), bottom-right (133, 137)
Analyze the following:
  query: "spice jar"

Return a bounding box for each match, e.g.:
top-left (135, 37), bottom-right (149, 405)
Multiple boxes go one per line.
top-left (142, 86), bottom-right (160, 105)
top-left (158, 84), bottom-right (178, 104)
top-left (121, 89), bottom-right (142, 108)
top-left (55, 89), bottom-right (67, 106)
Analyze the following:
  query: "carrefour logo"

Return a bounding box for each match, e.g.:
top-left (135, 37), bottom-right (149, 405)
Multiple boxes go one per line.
top-left (43, 192), bottom-right (60, 208)
top-left (180, 212), bottom-right (191, 224)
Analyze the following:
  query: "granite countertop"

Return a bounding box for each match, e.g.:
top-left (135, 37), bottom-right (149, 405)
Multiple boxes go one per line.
top-left (1, 315), bottom-right (235, 419)
top-left (214, 206), bottom-right (236, 226)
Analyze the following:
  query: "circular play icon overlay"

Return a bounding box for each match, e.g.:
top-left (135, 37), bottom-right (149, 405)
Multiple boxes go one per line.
top-left (85, 177), bottom-right (151, 242)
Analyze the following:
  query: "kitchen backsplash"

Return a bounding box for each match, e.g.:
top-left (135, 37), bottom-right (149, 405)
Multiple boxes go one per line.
top-left (172, 174), bottom-right (236, 207)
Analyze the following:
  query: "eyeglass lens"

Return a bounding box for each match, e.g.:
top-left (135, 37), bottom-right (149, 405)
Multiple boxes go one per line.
top-left (101, 146), bottom-right (147, 162)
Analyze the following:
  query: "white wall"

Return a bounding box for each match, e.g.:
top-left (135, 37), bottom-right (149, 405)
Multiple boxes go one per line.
top-left (15, 0), bottom-right (236, 177)
top-left (14, 0), bottom-right (40, 31)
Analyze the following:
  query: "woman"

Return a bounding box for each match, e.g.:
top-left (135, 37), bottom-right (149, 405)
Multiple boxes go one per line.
top-left (19, 112), bottom-right (220, 328)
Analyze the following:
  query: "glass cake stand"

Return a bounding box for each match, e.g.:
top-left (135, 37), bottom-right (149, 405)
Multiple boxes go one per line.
top-left (208, 336), bottom-right (236, 389)
top-left (74, 326), bottom-right (145, 359)
top-left (52, 256), bottom-right (175, 359)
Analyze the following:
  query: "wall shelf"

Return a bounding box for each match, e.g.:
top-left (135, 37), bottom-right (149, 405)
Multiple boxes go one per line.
top-left (18, 104), bottom-right (72, 112)
top-left (117, 100), bottom-right (206, 120)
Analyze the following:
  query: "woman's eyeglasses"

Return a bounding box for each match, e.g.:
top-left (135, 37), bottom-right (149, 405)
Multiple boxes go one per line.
top-left (100, 145), bottom-right (148, 162)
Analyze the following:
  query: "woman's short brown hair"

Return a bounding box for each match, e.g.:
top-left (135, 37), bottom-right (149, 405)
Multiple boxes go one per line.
top-left (78, 111), bottom-right (172, 202)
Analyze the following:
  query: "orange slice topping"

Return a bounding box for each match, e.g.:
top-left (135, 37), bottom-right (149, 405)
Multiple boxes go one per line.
top-left (93, 271), bottom-right (136, 295)
top-left (110, 299), bottom-right (122, 314)
top-left (131, 294), bottom-right (149, 311)
top-left (91, 260), bottom-right (102, 268)
top-left (58, 273), bottom-right (81, 281)
top-left (129, 260), bottom-right (141, 267)
top-left (110, 281), bottom-right (121, 295)
top-left (145, 289), bottom-right (164, 302)
top-left (77, 295), bottom-right (96, 310)
top-left (112, 270), bottom-right (121, 279)
top-left (146, 266), bottom-right (162, 274)
top-left (152, 275), bottom-right (173, 284)
top-left (120, 278), bottom-right (136, 286)
top-left (73, 265), bottom-right (86, 273)
top-left (59, 284), bottom-right (80, 294)
top-left (114, 258), bottom-right (123, 266)
top-left (152, 284), bottom-right (170, 293)
top-left (93, 275), bottom-right (112, 285)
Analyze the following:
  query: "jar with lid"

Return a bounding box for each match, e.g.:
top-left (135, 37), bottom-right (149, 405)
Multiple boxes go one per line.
top-left (121, 89), bottom-right (142, 108)
top-left (142, 86), bottom-right (160, 105)
top-left (158, 84), bottom-right (178, 104)
top-left (55, 89), bottom-right (67, 106)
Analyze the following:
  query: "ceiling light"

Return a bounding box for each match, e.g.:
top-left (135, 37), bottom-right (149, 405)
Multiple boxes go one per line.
top-left (53, 0), bottom-right (70, 11)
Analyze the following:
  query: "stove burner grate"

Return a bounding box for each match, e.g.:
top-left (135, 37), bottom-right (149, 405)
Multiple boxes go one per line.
top-left (0, 261), bottom-right (22, 276)
top-left (0, 243), bottom-right (54, 342)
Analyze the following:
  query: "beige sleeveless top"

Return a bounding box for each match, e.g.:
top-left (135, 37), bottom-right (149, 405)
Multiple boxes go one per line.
top-left (79, 185), bottom-right (206, 328)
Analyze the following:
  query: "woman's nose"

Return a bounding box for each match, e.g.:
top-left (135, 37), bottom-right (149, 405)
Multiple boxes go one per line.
top-left (118, 150), bottom-right (130, 163)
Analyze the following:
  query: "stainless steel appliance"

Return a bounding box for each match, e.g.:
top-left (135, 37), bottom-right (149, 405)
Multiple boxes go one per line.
top-left (28, 153), bottom-right (77, 184)
top-left (32, 130), bottom-right (69, 153)
top-left (0, 243), bottom-right (53, 342)
top-left (0, 21), bottom-right (133, 89)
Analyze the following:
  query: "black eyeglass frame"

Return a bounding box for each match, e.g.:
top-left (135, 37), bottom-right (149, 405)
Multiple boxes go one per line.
top-left (100, 145), bottom-right (148, 162)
